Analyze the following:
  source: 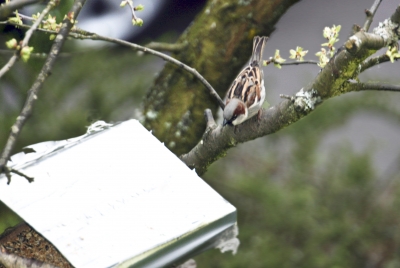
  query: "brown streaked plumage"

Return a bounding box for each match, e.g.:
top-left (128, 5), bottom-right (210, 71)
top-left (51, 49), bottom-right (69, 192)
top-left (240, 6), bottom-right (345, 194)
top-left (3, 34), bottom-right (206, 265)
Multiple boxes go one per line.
top-left (223, 36), bottom-right (268, 126)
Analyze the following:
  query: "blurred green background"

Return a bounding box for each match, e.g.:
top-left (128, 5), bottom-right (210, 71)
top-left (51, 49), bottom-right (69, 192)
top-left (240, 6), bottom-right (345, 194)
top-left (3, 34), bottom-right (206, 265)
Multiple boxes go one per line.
top-left (1, 0), bottom-right (400, 267)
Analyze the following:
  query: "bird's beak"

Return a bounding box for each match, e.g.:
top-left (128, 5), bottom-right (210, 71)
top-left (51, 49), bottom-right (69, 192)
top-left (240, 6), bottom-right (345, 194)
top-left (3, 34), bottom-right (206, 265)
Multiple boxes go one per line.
top-left (223, 119), bottom-right (229, 127)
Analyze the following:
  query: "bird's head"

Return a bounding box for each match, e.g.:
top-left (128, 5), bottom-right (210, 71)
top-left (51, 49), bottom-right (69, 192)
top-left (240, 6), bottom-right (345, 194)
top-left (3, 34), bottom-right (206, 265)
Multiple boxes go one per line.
top-left (223, 99), bottom-right (248, 126)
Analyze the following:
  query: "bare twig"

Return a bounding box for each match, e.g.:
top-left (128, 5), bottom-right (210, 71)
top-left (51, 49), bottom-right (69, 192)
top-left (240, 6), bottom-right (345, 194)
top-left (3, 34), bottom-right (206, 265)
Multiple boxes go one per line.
top-left (122, 0), bottom-right (143, 25)
top-left (0, 0), bottom-right (41, 20)
top-left (2, 166), bottom-right (34, 184)
top-left (363, 0), bottom-right (382, 31)
top-left (0, 52), bottom-right (18, 78)
top-left (13, 10), bottom-right (35, 21)
top-left (0, 0), bottom-right (56, 79)
top-left (279, 94), bottom-right (295, 101)
top-left (279, 60), bottom-right (318, 66)
top-left (204, 109), bottom-right (217, 130)
top-left (0, 0), bottom-right (88, 182)
top-left (73, 29), bottom-right (225, 109)
top-left (145, 41), bottom-right (188, 53)
top-left (126, 0), bottom-right (139, 21)
top-left (348, 81), bottom-right (400, 92)
top-left (360, 53), bottom-right (392, 72)
top-left (265, 59), bottom-right (318, 67)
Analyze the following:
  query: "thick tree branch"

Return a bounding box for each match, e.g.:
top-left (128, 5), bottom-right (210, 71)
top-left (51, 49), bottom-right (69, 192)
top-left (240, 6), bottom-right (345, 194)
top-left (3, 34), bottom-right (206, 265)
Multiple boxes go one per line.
top-left (180, 100), bottom-right (300, 175)
top-left (180, 5), bottom-right (400, 175)
top-left (0, 0), bottom-right (87, 182)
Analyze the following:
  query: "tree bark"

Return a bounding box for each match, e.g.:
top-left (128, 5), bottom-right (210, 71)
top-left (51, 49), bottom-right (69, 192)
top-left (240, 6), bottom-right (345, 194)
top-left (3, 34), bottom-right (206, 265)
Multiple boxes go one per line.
top-left (142, 0), bottom-right (301, 155)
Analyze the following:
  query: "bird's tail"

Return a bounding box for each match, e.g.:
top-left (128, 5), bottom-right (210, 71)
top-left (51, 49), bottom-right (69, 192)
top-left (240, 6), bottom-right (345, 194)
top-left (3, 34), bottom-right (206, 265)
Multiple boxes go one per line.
top-left (250, 36), bottom-right (268, 64)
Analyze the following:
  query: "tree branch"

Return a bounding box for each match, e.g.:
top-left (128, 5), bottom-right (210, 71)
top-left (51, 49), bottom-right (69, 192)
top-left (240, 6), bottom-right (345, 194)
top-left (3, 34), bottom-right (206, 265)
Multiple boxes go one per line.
top-left (180, 99), bottom-right (300, 175)
top-left (180, 5), bottom-right (400, 175)
top-left (280, 60), bottom-right (318, 66)
top-left (360, 53), bottom-right (392, 72)
top-left (145, 41), bottom-right (188, 53)
top-left (266, 59), bottom-right (319, 66)
top-left (391, 5), bottom-right (400, 24)
top-left (363, 0), bottom-right (382, 31)
top-left (348, 81), bottom-right (400, 92)
top-left (0, 0), bottom-right (87, 182)
top-left (0, 50), bottom-right (18, 79)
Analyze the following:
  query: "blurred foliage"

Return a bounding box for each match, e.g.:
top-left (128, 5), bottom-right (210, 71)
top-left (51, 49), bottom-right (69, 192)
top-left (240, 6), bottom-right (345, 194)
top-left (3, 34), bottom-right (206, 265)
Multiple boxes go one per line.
top-left (0, 202), bottom-right (21, 234)
top-left (198, 93), bottom-right (400, 267)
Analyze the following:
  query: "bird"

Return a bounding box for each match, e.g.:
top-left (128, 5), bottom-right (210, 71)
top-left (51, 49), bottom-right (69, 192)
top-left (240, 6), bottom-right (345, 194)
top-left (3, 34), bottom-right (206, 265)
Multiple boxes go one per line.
top-left (223, 36), bottom-right (268, 126)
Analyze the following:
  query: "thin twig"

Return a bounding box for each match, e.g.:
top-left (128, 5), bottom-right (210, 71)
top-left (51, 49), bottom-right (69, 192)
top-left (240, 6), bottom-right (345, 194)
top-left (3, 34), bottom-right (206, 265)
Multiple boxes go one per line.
top-left (360, 53), bottom-right (392, 72)
top-left (0, 0), bottom-right (41, 20)
top-left (348, 81), bottom-right (400, 92)
top-left (204, 109), bottom-right (217, 129)
top-left (0, 0), bottom-right (88, 182)
top-left (0, 52), bottom-right (18, 78)
top-left (14, 11), bottom-right (35, 21)
top-left (279, 94), bottom-right (295, 101)
top-left (280, 60), bottom-right (318, 66)
top-left (74, 29), bottom-right (225, 109)
top-left (0, 0), bottom-right (56, 79)
top-left (145, 41), bottom-right (188, 53)
top-left (20, 4), bottom-right (54, 48)
top-left (363, 0), bottom-right (382, 31)
top-left (3, 166), bottom-right (34, 184)
top-left (265, 59), bottom-right (318, 67)
top-left (126, 0), bottom-right (138, 21)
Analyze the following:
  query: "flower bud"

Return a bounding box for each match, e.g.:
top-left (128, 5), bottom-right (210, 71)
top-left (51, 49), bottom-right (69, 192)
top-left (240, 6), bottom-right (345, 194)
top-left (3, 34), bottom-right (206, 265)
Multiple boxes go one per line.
top-left (5, 38), bottom-right (18, 49)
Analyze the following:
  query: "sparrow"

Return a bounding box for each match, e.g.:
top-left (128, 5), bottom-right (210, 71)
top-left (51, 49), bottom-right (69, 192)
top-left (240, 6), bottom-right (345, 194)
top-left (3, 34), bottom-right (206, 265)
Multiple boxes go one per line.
top-left (223, 36), bottom-right (268, 126)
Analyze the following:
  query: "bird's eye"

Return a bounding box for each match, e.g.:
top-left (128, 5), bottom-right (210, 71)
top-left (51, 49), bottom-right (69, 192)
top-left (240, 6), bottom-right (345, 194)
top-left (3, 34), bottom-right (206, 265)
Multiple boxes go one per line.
top-left (232, 115), bottom-right (238, 120)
